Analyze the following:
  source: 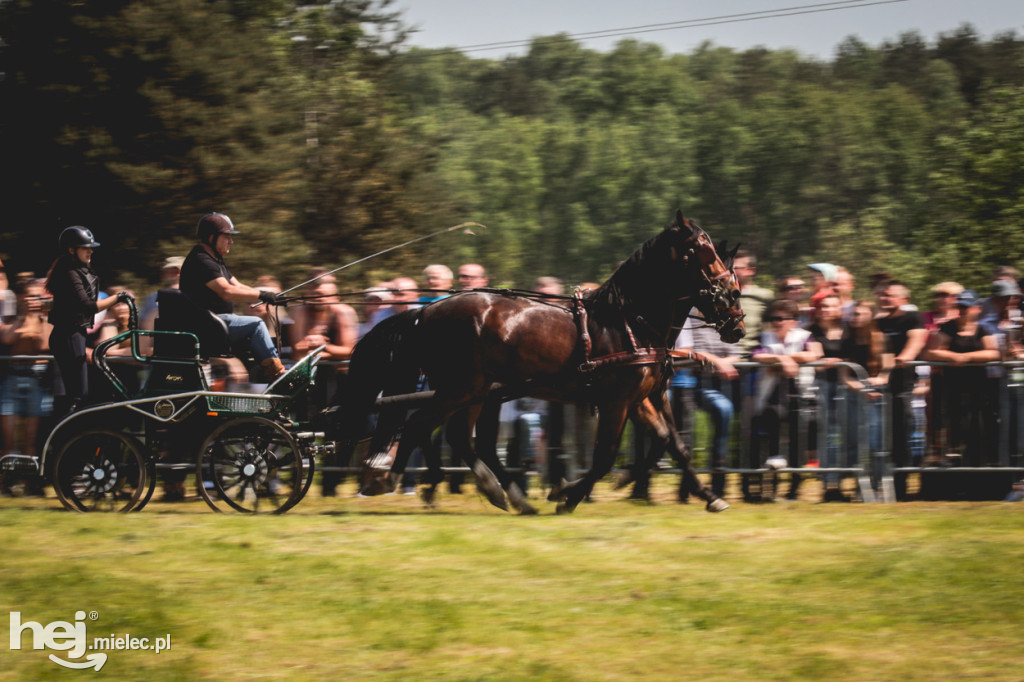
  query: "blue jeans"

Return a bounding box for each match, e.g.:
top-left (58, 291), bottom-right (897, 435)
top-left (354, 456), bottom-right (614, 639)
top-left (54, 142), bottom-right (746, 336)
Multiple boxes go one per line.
top-left (670, 370), bottom-right (734, 468)
top-left (216, 314), bottom-right (278, 363)
top-left (696, 388), bottom-right (734, 468)
top-left (1, 372), bottom-right (48, 417)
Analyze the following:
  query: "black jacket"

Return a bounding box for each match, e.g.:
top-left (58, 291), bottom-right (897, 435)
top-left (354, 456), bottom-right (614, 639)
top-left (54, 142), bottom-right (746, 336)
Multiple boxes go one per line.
top-left (47, 256), bottom-right (99, 330)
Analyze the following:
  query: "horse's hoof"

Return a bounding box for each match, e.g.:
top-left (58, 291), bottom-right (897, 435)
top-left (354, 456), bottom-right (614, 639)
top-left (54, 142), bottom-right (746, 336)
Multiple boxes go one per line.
top-left (555, 502), bottom-right (573, 515)
top-left (421, 486), bottom-right (437, 507)
top-left (613, 470), bottom-right (634, 490)
top-left (706, 498), bottom-right (730, 513)
top-left (358, 466), bottom-right (393, 493)
top-left (627, 486), bottom-right (650, 501)
top-left (508, 483), bottom-right (538, 516)
top-left (547, 478), bottom-right (572, 502)
top-left (471, 460), bottom-right (509, 512)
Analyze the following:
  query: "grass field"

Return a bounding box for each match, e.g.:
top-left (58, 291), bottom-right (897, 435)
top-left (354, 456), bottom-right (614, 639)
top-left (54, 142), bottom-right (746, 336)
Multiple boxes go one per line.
top-left (2, 478), bottom-right (1023, 681)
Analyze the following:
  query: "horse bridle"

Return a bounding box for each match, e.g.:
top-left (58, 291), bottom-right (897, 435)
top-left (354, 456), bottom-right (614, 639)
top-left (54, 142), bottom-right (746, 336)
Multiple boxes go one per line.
top-left (672, 238), bottom-right (745, 335)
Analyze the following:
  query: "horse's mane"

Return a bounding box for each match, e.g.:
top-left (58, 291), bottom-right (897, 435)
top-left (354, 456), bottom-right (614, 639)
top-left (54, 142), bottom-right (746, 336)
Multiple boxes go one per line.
top-left (585, 224), bottom-right (693, 315)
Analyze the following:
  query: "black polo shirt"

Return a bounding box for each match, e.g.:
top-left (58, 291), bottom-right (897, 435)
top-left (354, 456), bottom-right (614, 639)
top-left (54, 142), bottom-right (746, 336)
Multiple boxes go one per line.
top-left (876, 309), bottom-right (924, 356)
top-left (180, 244), bottom-right (233, 314)
top-left (877, 309), bottom-right (924, 392)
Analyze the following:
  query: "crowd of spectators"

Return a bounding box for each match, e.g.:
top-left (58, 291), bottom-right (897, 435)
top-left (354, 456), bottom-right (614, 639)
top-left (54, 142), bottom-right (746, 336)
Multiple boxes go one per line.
top-left (2, 236), bottom-right (1023, 501)
top-left (658, 253), bottom-right (1024, 502)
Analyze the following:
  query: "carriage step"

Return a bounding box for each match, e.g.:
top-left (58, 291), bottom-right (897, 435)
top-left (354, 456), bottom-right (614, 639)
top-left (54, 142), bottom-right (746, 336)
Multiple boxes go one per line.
top-left (0, 454), bottom-right (41, 476)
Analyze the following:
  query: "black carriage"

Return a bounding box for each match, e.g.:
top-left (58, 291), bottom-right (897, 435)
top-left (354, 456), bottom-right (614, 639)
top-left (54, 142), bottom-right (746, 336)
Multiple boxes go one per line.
top-left (13, 295), bottom-right (330, 513)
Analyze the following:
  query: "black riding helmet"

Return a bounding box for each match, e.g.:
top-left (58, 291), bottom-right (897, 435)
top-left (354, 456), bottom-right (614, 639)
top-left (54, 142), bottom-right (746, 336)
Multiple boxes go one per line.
top-left (196, 212), bottom-right (240, 247)
top-left (59, 226), bottom-right (101, 251)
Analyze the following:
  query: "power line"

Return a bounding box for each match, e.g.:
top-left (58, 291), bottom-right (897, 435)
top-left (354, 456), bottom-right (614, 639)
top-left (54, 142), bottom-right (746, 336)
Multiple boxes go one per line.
top-left (432, 0), bottom-right (910, 54)
top-left (455, 0), bottom-right (884, 51)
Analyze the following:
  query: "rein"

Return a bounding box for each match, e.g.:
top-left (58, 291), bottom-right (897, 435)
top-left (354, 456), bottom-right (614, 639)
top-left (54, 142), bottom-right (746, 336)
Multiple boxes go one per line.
top-left (280, 287), bottom-right (577, 308)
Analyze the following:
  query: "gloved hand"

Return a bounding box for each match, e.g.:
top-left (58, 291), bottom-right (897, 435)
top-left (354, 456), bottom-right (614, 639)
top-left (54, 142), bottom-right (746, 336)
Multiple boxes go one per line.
top-left (258, 290), bottom-right (284, 306)
top-left (116, 290), bottom-right (134, 304)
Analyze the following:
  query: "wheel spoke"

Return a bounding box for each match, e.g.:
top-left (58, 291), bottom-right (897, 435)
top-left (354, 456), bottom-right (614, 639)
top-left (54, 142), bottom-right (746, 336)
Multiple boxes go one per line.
top-left (53, 431), bottom-right (148, 513)
top-left (197, 417), bottom-right (304, 513)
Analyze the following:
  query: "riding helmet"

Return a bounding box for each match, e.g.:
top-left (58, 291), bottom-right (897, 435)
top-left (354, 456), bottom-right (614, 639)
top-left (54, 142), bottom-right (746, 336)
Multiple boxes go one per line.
top-left (196, 212), bottom-right (240, 246)
top-left (58, 226), bottom-right (101, 251)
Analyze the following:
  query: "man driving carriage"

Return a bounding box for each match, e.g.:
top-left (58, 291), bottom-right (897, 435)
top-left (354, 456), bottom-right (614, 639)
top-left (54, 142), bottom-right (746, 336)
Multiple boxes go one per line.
top-left (180, 212), bottom-right (286, 382)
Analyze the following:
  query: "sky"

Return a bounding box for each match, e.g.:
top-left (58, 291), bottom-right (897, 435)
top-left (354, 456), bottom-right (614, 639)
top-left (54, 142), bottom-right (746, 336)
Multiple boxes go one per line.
top-left (394, 0), bottom-right (1023, 60)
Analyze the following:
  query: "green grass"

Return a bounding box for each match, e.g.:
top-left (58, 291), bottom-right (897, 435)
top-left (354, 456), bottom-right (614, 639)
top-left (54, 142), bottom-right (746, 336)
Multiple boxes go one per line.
top-left (2, 480), bottom-right (1023, 681)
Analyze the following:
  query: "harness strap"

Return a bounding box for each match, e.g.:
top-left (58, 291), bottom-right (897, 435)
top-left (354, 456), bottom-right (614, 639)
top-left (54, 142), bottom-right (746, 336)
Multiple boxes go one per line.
top-left (622, 314), bottom-right (640, 352)
top-left (574, 291), bottom-right (667, 373)
top-left (581, 348), bottom-right (667, 372)
top-left (573, 291), bottom-right (593, 365)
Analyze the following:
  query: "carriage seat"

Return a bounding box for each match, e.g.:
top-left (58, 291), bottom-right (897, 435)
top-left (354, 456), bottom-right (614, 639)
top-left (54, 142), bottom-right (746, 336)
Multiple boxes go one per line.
top-left (153, 289), bottom-right (232, 358)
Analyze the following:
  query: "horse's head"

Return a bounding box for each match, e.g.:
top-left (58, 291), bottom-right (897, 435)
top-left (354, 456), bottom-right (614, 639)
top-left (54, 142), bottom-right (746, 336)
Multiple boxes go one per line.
top-left (666, 210), bottom-right (746, 344)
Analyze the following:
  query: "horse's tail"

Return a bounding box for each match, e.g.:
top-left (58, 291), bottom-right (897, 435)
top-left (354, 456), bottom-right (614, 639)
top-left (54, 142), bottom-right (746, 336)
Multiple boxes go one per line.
top-left (330, 308), bottom-right (424, 444)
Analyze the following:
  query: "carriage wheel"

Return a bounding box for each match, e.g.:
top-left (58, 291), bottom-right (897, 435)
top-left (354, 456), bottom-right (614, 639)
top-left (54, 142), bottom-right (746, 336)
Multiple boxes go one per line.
top-left (52, 430), bottom-right (149, 513)
top-left (297, 445), bottom-right (316, 505)
top-left (132, 459), bottom-right (158, 512)
top-left (197, 417), bottom-right (303, 514)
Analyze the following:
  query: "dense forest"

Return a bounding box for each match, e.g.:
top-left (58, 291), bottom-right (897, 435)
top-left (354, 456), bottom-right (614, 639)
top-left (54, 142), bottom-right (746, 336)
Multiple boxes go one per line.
top-left (2, 0), bottom-right (1023, 301)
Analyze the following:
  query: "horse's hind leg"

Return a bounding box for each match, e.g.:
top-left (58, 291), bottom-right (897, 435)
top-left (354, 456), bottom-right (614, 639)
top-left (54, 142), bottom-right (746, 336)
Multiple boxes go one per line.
top-left (446, 406), bottom-right (508, 512)
top-left (474, 394), bottom-right (536, 515)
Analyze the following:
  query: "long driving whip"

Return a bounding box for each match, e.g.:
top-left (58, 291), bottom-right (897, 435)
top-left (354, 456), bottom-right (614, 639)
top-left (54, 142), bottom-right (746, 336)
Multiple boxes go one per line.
top-left (278, 221), bottom-right (486, 297)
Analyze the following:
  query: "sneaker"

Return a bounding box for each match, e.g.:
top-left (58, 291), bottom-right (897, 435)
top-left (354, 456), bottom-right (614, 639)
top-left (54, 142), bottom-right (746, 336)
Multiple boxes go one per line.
top-left (765, 456), bottom-right (788, 470)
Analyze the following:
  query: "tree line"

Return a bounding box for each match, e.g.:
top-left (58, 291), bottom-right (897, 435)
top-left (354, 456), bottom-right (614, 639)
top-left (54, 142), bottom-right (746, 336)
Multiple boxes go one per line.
top-left (2, 0), bottom-right (1022, 302)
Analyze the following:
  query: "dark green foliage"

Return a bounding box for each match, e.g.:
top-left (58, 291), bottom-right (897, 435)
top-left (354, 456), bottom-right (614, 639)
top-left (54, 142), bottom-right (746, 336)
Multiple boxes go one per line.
top-left (1, 4), bottom-right (1022, 301)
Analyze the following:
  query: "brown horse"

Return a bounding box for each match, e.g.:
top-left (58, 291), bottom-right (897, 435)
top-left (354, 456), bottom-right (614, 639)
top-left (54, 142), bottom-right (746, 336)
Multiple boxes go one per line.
top-left (337, 211), bottom-right (745, 513)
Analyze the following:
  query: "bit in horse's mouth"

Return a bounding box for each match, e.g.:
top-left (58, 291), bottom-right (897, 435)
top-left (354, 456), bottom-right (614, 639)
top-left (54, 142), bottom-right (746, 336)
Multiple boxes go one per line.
top-left (719, 319), bottom-right (746, 343)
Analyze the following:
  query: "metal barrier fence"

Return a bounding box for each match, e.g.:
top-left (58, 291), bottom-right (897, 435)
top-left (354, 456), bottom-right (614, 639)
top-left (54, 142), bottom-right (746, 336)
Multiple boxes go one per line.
top-left (666, 359), bottom-right (1024, 502)
top-left (3, 354), bottom-right (1022, 502)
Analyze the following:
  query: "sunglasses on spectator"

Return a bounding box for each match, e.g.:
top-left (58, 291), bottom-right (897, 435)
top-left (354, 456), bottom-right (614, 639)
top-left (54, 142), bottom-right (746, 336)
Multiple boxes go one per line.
top-left (768, 316), bottom-right (794, 322)
top-left (783, 284), bottom-right (805, 291)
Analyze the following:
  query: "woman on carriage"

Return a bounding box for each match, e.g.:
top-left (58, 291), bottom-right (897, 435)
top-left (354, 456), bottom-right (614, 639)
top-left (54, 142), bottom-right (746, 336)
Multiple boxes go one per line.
top-left (45, 226), bottom-right (130, 415)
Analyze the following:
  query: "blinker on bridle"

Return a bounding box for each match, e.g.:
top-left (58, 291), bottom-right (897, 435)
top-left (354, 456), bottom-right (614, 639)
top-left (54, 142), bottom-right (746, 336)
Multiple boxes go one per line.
top-left (675, 234), bottom-right (745, 333)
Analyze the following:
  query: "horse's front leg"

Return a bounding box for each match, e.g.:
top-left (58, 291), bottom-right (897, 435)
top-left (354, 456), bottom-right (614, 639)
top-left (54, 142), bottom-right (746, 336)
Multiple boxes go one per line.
top-left (381, 402), bottom-right (448, 500)
top-left (419, 424), bottom-right (446, 508)
top-left (618, 398), bottom-right (664, 502)
top-left (552, 404), bottom-right (630, 513)
top-left (358, 406), bottom-right (407, 496)
top-left (646, 392), bottom-right (729, 512)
